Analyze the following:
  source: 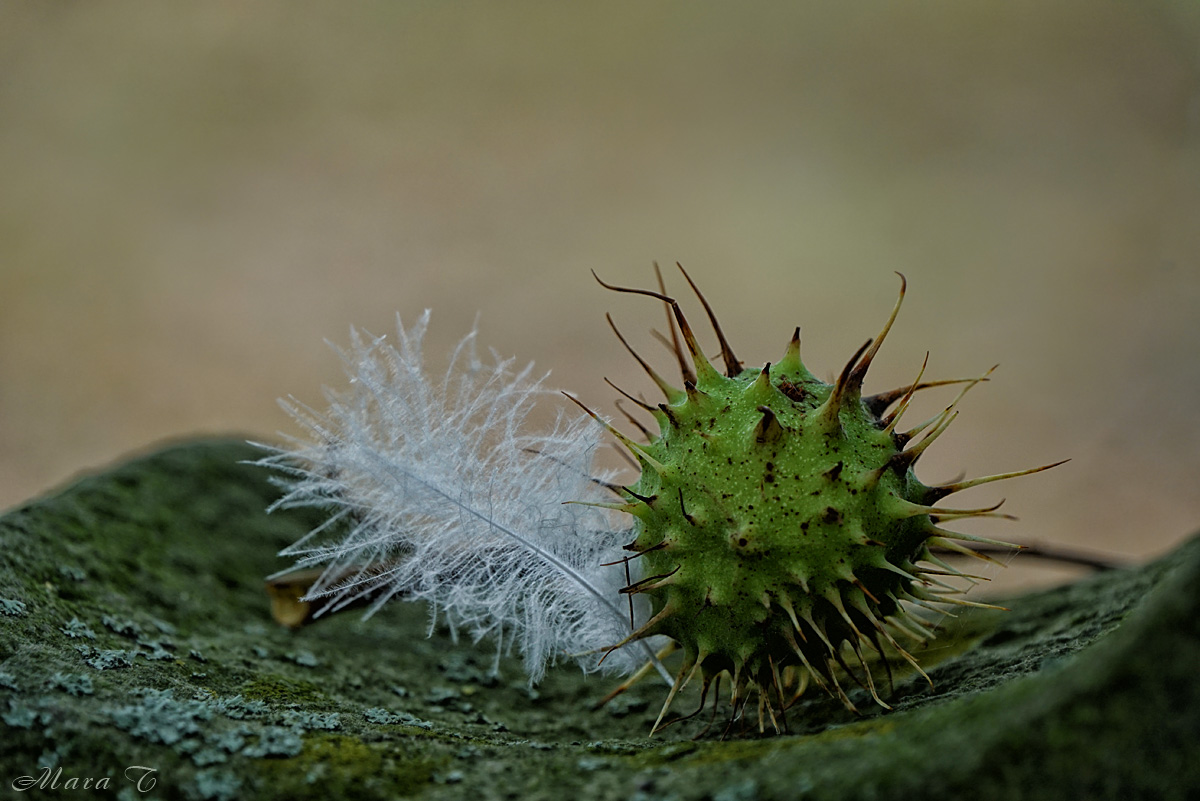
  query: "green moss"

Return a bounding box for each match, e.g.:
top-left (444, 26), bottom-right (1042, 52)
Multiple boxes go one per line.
top-left (240, 677), bottom-right (327, 708)
top-left (0, 438), bottom-right (1195, 800)
top-left (256, 734), bottom-right (441, 799)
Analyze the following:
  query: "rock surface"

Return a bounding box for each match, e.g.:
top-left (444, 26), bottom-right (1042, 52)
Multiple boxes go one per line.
top-left (0, 438), bottom-right (1196, 800)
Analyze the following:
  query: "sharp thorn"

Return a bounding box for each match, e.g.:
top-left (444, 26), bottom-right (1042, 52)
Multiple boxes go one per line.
top-left (620, 565), bottom-right (681, 595)
top-left (882, 353), bottom-right (930, 433)
top-left (903, 409), bottom-right (959, 462)
top-left (606, 313), bottom-right (685, 404)
top-left (866, 376), bottom-right (989, 418)
top-left (605, 377), bottom-right (655, 412)
top-left (523, 446), bottom-right (625, 495)
top-left (927, 536), bottom-right (1010, 566)
top-left (779, 326), bottom-right (804, 373)
top-left (849, 272), bottom-right (906, 389)
top-left (651, 658), bottom-right (702, 735)
top-left (594, 271), bottom-right (720, 385)
top-left (928, 526), bottom-right (1022, 549)
top-left (654, 261), bottom-right (697, 386)
top-left (592, 642), bottom-right (677, 709)
top-left (895, 497), bottom-right (1008, 520)
top-left (621, 486), bottom-right (658, 506)
top-left (925, 459), bottom-right (1071, 502)
top-left (824, 339), bottom-right (872, 419)
top-left (612, 398), bottom-right (654, 441)
top-left (676, 262), bottom-right (742, 376)
top-left (601, 603), bottom-right (675, 659)
top-left (562, 392), bottom-right (668, 473)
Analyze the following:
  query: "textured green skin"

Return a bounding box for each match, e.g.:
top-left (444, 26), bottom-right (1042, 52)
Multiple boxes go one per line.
top-left (628, 352), bottom-right (936, 694)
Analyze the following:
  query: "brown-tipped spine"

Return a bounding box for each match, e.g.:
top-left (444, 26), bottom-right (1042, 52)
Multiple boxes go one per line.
top-left (893, 496), bottom-right (1007, 520)
top-left (900, 407), bottom-right (960, 462)
top-left (818, 339), bottom-right (872, 427)
top-left (881, 353), bottom-right (929, 433)
top-left (593, 271), bottom-right (722, 386)
top-left (612, 398), bottom-right (654, 441)
top-left (606, 313), bottom-right (685, 404)
top-left (620, 486), bottom-right (658, 507)
top-left (777, 326), bottom-right (813, 380)
top-left (620, 565), bottom-right (681, 595)
top-left (866, 376), bottom-right (985, 418)
top-left (605, 377), bottom-right (655, 413)
top-left (746, 362), bottom-right (785, 407)
top-left (924, 459), bottom-right (1070, 503)
top-left (847, 272), bottom-right (906, 392)
top-left (562, 392), bottom-right (668, 474)
top-left (676, 262), bottom-right (741, 377)
top-left (654, 262), bottom-right (696, 385)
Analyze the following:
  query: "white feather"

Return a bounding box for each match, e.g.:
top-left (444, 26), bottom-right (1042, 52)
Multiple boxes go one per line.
top-left (255, 311), bottom-right (656, 681)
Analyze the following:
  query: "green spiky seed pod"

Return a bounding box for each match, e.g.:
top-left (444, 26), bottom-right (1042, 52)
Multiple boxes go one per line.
top-left (585, 267), bottom-right (1064, 733)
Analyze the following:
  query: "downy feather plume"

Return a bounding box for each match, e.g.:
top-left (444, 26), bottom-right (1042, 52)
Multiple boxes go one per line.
top-left (256, 311), bottom-right (652, 682)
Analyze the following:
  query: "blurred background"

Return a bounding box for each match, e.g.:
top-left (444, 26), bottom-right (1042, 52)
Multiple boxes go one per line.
top-left (1, 2), bottom-right (1197, 589)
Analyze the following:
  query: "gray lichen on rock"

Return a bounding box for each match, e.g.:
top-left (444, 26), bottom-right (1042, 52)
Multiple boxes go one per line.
top-left (0, 438), bottom-right (1196, 800)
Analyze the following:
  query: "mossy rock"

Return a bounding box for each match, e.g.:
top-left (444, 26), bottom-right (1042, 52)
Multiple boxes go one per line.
top-left (0, 438), bottom-right (1196, 800)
